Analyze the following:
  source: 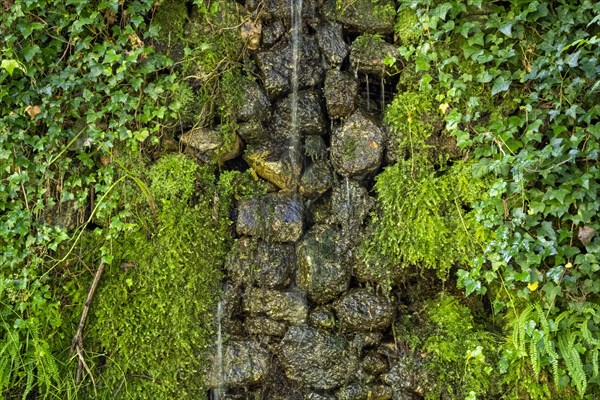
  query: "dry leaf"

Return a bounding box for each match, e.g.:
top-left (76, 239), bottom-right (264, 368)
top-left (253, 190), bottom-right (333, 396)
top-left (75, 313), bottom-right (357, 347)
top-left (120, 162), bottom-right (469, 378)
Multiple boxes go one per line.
top-left (25, 105), bottom-right (41, 119)
top-left (578, 225), bottom-right (596, 245)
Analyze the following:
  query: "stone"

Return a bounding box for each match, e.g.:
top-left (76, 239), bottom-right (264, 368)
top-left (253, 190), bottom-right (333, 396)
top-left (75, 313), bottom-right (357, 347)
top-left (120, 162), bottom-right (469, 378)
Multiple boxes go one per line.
top-left (245, 316), bottom-right (288, 337)
top-left (361, 351), bottom-right (388, 375)
top-left (279, 325), bottom-right (358, 390)
top-left (271, 89), bottom-right (326, 139)
top-left (305, 393), bottom-right (334, 400)
top-left (331, 180), bottom-right (374, 229)
top-left (352, 257), bottom-right (403, 286)
top-left (316, 23), bottom-right (348, 67)
top-left (351, 331), bottom-right (383, 350)
top-left (181, 126), bottom-right (242, 163)
top-left (296, 225), bottom-right (351, 304)
top-left (324, 70), bottom-right (358, 119)
top-left (232, 80), bottom-right (270, 122)
top-left (237, 120), bottom-right (266, 145)
top-left (236, 192), bottom-right (304, 242)
top-left (306, 194), bottom-right (337, 226)
top-left (255, 36), bottom-right (323, 98)
top-left (244, 142), bottom-right (302, 190)
top-left (243, 288), bottom-right (308, 324)
top-left (261, 19), bottom-right (285, 47)
top-left (335, 289), bottom-right (395, 332)
top-left (322, 0), bottom-right (396, 35)
top-left (261, 0), bottom-right (318, 22)
top-left (330, 109), bottom-right (385, 177)
top-left (350, 35), bottom-right (401, 77)
top-left (206, 341), bottom-right (270, 388)
top-left (304, 135), bottom-right (328, 161)
top-left (308, 307), bottom-right (336, 331)
top-left (300, 160), bottom-right (334, 199)
top-left (337, 383), bottom-right (392, 400)
top-left (225, 237), bottom-right (295, 289)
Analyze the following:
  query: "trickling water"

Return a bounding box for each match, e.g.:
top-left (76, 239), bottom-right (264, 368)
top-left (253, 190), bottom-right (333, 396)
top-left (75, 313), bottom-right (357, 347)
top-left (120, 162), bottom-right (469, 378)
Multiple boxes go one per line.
top-left (211, 301), bottom-right (224, 400)
top-left (381, 75), bottom-right (385, 111)
top-left (289, 0), bottom-right (303, 187)
top-left (365, 74), bottom-right (370, 111)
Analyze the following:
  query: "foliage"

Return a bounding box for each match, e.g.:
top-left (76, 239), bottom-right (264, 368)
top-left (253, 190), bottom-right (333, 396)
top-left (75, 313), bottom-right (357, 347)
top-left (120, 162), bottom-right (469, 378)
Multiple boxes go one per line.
top-left (366, 158), bottom-right (489, 279)
top-left (394, 0), bottom-right (600, 396)
top-left (83, 154), bottom-right (260, 399)
top-left (397, 293), bottom-right (500, 399)
top-left (0, 0), bottom-right (245, 398)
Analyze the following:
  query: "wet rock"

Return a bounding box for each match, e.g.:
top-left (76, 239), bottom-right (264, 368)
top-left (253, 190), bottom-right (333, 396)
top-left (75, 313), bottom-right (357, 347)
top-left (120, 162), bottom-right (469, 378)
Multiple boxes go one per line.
top-left (272, 90), bottom-right (325, 139)
top-left (305, 393), bottom-right (334, 400)
top-left (300, 160), bottom-right (334, 199)
top-left (361, 351), bottom-right (388, 376)
top-left (324, 70), bottom-right (358, 119)
top-left (316, 23), bottom-right (348, 67)
top-left (241, 17), bottom-right (262, 50)
top-left (243, 288), bottom-right (308, 324)
top-left (322, 0), bottom-right (396, 35)
top-left (296, 225), bottom-right (351, 304)
top-left (330, 109), bottom-right (385, 177)
top-left (245, 316), bottom-right (288, 336)
top-left (225, 238), bottom-right (295, 289)
top-left (181, 126), bottom-right (242, 163)
top-left (237, 120), bottom-right (266, 145)
top-left (337, 383), bottom-right (392, 400)
top-left (304, 135), bottom-right (328, 161)
top-left (335, 289), bottom-right (395, 332)
top-left (236, 192), bottom-right (304, 242)
top-left (232, 80), bottom-right (270, 122)
top-left (261, 19), bottom-right (285, 47)
top-left (331, 180), bottom-right (374, 229)
top-left (308, 307), bottom-right (336, 331)
top-left (351, 331), bottom-right (383, 351)
top-left (307, 194), bottom-right (337, 226)
top-left (279, 325), bottom-right (358, 389)
top-left (353, 257), bottom-right (403, 286)
top-left (206, 341), bottom-right (270, 388)
top-left (262, 0), bottom-right (318, 22)
top-left (256, 36), bottom-right (323, 98)
top-left (382, 356), bottom-right (430, 398)
top-left (244, 143), bottom-right (302, 190)
top-left (350, 35), bottom-right (400, 77)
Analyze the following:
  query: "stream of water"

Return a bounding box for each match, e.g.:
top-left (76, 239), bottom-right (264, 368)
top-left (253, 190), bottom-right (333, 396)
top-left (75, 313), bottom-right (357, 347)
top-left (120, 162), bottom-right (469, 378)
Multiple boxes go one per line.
top-left (289, 0), bottom-right (303, 187)
top-left (211, 300), bottom-right (224, 400)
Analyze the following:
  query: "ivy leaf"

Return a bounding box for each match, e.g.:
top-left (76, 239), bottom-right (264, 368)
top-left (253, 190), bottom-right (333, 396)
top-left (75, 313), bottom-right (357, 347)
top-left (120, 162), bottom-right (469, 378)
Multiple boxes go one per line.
top-left (1, 59), bottom-right (26, 75)
top-left (566, 51), bottom-right (580, 68)
top-left (499, 22), bottom-right (513, 37)
top-left (491, 75), bottom-right (511, 96)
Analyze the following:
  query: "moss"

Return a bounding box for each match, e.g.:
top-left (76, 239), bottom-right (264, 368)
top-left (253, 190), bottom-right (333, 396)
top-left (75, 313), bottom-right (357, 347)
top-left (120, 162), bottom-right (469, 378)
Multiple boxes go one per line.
top-left (152, 0), bottom-right (189, 60)
top-left (397, 293), bottom-right (501, 399)
top-left (84, 155), bottom-right (261, 400)
top-left (395, 7), bottom-right (421, 45)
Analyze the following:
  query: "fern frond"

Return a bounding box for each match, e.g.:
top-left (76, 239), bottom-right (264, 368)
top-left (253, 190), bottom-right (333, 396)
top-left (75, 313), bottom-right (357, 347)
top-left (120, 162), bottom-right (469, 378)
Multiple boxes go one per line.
top-left (530, 336), bottom-right (541, 379)
top-left (514, 304), bottom-right (534, 355)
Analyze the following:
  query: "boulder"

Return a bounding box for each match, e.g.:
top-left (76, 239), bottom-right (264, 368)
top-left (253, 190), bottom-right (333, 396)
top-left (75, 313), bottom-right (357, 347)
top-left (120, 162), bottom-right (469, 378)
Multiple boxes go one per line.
top-left (350, 35), bottom-right (400, 77)
top-left (330, 109), bottom-right (385, 177)
top-left (304, 135), bottom-right (328, 161)
top-left (335, 289), bottom-right (395, 332)
top-left (245, 316), bottom-right (288, 337)
top-left (296, 225), bottom-right (351, 304)
top-left (271, 89), bottom-right (325, 139)
top-left (361, 351), bottom-right (388, 376)
top-left (279, 325), bottom-right (358, 389)
top-left (236, 192), bottom-right (304, 242)
top-left (300, 160), bottom-right (334, 199)
top-left (181, 126), bottom-right (242, 164)
top-left (231, 80), bottom-right (270, 122)
top-left (206, 341), bottom-right (270, 388)
top-left (324, 70), bottom-right (358, 119)
top-left (225, 237), bottom-right (295, 289)
top-left (337, 383), bottom-right (393, 400)
top-left (331, 179), bottom-right (374, 229)
top-left (244, 143), bottom-right (302, 190)
top-left (261, 19), bottom-right (285, 47)
top-left (255, 36), bottom-right (323, 98)
top-left (237, 120), bottom-right (266, 145)
top-left (243, 288), bottom-right (308, 324)
top-left (322, 0), bottom-right (396, 35)
top-left (308, 307), bottom-right (336, 331)
top-left (316, 23), bottom-right (348, 67)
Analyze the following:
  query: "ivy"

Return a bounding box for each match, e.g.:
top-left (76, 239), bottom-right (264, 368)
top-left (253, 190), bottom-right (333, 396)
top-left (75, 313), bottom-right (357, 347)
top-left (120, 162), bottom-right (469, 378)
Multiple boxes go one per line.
top-left (394, 0), bottom-right (600, 396)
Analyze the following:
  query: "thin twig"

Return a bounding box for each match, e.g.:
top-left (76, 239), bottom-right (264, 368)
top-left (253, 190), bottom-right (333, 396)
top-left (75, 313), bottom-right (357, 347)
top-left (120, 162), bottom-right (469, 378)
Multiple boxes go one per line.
top-left (71, 261), bottom-right (106, 387)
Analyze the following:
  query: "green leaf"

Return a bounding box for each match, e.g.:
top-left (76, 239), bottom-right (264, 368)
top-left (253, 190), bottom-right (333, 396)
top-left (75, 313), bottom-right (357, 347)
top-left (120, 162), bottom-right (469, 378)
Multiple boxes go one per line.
top-left (1, 59), bottom-right (25, 75)
top-left (491, 75), bottom-right (511, 96)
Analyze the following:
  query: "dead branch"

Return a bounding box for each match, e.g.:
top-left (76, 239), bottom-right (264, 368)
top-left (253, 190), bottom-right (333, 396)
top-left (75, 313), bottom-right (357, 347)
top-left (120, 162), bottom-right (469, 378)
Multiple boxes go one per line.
top-left (71, 261), bottom-right (106, 385)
